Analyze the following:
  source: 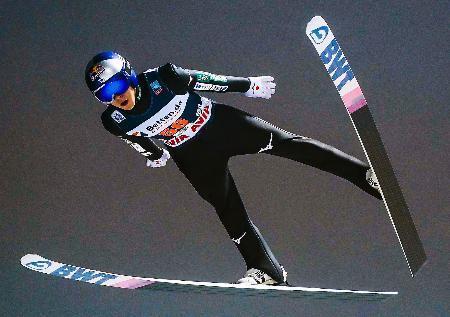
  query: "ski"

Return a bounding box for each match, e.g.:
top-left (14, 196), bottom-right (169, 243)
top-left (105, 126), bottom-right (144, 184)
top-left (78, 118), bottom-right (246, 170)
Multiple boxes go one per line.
top-left (21, 254), bottom-right (397, 301)
top-left (306, 16), bottom-right (426, 276)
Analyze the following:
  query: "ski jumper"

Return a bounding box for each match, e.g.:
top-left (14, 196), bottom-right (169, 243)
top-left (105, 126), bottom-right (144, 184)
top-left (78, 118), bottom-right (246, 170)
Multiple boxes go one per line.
top-left (100, 64), bottom-right (381, 283)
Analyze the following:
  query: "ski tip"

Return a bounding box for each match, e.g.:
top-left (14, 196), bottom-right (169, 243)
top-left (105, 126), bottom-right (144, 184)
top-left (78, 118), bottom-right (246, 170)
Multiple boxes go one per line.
top-left (20, 254), bottom-right (46, 268)
top-left (21, 253), bottom-right (39, 262)
top-left (409, 256), bottom-right (428, 278)
top-left (306, 16), bottom-right (330, 42)
top-left (306, 16), bottom-right (326, 27)
top-left (309, 15), bottom-right (324, 21)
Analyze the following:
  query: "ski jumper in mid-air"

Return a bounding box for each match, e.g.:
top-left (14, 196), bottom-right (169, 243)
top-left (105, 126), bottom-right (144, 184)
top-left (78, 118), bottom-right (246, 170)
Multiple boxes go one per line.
top-left (85, 51), bottom-right (381, 285)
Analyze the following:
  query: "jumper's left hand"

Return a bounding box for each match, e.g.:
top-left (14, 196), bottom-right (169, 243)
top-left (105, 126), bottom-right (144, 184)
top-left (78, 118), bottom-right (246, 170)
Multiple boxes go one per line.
top-left (146, 149), bottom-right (171, 168)
top-left (244, 76), bottom-right (276, 99)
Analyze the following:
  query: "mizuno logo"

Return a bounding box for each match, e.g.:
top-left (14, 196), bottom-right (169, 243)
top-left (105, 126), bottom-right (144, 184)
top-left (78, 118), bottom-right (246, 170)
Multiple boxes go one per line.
top-left (259, 133), bottom-right (274, 153)
top-left (232, 232), bottom-right (247, 244)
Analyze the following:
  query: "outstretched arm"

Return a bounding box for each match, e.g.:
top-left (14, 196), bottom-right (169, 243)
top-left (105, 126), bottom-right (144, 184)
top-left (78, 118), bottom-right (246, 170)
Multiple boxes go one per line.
top-left (158, 63), bottom-right (276, 99)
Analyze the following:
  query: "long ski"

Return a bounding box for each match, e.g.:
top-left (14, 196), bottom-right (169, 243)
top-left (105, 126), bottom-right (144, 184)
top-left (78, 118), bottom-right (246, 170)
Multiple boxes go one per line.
top-left (306, 16), bottom-right (426, 276)
top-left (21, 254), bottom-right (397, 301)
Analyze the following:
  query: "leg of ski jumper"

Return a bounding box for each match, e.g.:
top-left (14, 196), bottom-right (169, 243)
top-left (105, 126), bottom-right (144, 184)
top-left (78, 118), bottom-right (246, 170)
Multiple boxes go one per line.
top-left (240, 115), bottom-right (381, 199)
top-left (171, 151), bottom-right (286, 283)
top-left (266, 136), bottom-right (381, 199)
top-left (207, 105), bottom-right (379, 198)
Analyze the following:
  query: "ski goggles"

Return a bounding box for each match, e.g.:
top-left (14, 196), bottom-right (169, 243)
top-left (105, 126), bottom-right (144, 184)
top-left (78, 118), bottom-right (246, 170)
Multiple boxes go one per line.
top-left (94, 75), bottom-right (130, 104)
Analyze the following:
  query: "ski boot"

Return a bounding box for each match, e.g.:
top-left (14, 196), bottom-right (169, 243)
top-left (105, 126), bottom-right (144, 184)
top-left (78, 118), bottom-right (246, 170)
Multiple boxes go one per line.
top-left (366, 168), bottom-right (381, 194)
top-left (236, 267), bottom-right (288, 286)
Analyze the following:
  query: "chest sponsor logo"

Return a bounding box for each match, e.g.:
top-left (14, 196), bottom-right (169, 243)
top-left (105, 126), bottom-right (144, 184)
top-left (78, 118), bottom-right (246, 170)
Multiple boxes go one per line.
top-left (164, 99), bottom-right (212, 147)
top-left (145, 101), bottom-right (183, 133)
top-left (159, 118), bottom-right (189, 137)
top-left (126, 94), bottom-right (188, 137)
top-left (111, 110), bottom-right (126, 123)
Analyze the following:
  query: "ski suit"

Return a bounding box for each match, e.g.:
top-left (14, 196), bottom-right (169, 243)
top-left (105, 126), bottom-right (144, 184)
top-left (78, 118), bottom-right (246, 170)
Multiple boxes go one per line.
top-left (100, 64), bottom-right (381, 283)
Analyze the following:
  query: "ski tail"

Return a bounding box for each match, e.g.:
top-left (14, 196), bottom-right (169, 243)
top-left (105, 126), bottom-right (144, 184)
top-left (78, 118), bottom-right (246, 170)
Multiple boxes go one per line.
top-left (306, 16), bottom-right (426, 276)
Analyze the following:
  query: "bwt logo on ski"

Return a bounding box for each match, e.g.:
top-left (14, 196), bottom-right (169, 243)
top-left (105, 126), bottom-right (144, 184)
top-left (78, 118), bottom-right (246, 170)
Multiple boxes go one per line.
top-left (309, 25), bottom-right (329, 44)
top-left (50, 264), bottom-right (118, 285)
top-left (320, 39), bottom-right (355, 91)
top-left (25, 260), bottom-right (52, 271)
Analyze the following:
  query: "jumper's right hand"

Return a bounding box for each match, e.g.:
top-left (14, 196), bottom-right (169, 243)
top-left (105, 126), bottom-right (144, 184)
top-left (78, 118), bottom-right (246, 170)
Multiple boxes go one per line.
top-left (146, 149), bottom-right (171, 168)
top-left (244, 76), bottom-right (276, 99)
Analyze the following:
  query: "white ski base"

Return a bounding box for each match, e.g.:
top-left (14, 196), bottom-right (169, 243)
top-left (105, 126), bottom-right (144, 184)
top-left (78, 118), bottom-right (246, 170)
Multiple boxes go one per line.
top-left (21, 254), bottom-right (397, 301)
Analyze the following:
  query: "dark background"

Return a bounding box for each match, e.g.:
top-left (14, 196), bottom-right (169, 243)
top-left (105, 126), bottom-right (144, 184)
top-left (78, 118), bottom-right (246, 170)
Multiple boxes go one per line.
top-left (2, 1), bottom-right (448, 316)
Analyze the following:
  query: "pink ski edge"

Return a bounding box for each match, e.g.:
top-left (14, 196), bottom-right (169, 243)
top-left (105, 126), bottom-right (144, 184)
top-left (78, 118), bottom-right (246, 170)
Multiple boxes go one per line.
top-left (342, 86), bottom-right (367, 113)
top-left (112, 278), bottom-right (155, 289)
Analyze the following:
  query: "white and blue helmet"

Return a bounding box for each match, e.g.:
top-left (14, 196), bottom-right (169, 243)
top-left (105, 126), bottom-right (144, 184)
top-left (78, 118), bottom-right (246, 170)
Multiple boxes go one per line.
top-left (85, 51), bottom-right (138, 104)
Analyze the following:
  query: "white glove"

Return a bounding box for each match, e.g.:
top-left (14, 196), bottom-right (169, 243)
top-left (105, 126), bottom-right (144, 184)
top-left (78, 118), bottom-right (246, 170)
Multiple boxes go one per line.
top-left (244, 76), bottom-right (276, 99)
top-left (146, 149), bottom-right (171, 168)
